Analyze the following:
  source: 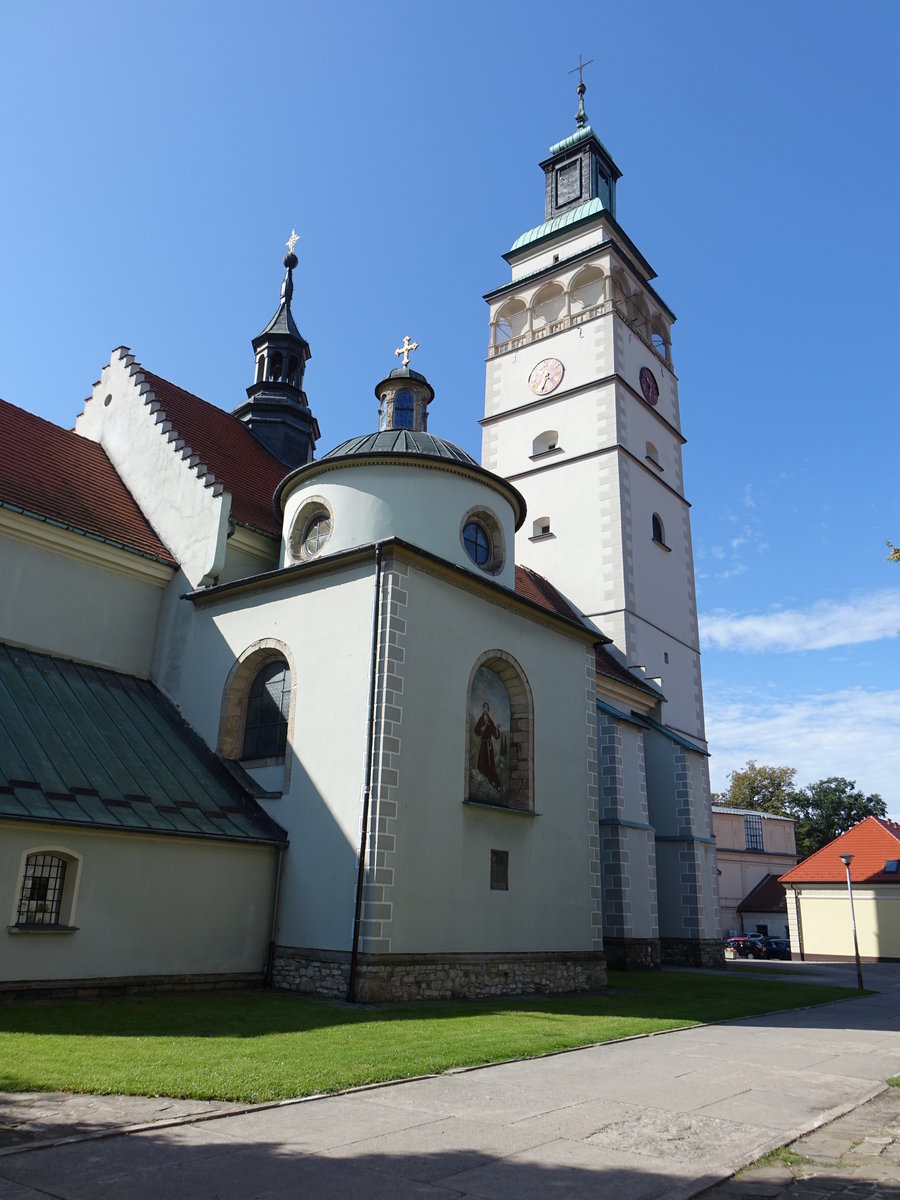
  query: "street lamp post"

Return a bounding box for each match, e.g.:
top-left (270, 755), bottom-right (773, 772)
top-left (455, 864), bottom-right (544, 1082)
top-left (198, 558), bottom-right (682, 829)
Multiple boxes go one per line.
top-left (839, 852), bottom-right (864, 991)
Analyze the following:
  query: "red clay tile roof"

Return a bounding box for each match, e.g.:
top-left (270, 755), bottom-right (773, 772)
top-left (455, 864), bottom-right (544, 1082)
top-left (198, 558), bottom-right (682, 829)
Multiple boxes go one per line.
top-left (780, 816), bottom-right (900, 885)
top-left (0, 398), bottom-right (176, 565)
top-left (513, 565), bottom-right (658, 697)
top-left (514, 564), bottom-right (583, 622)
top-left (737, 873), bottom-right (788, 914)
top-left (143, 372), bottom-right (286, 536)
top-left (594, 644), bottom-right (660, 696)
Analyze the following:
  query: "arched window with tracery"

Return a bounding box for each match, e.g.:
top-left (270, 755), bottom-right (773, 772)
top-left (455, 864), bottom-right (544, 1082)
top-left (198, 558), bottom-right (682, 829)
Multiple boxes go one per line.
top-left (465, 652), bottom-right (533, 812)
top-left (218, 642), bottom-right (297, 784)
top-left (242, 660), bottom-right (291, 761)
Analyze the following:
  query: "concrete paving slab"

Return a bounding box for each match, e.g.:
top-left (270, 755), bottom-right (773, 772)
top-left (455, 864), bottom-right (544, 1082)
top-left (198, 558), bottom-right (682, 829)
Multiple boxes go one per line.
top-left (583, 1107), bottom-right (776, 1168)
top-left (0, 1120), bottom-right (238, 1192)
top-left (697, 1083), bottom-right (882, 1132)
top-left (317, 1114), bottom-right (549, 1183)
top-left (206, 1092), bottom-right (443, 1150)
top-left (440, 1136), bottom-right (723, 1200)
top-left (0, 1091), bottom-right (242, 1149)
top-left (59, 1144), bottom-right (463, 1200)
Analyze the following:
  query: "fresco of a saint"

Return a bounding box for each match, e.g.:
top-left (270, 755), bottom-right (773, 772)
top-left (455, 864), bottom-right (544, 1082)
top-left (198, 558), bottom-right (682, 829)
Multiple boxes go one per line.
top-left (467, 666), bottom-right (510, 804)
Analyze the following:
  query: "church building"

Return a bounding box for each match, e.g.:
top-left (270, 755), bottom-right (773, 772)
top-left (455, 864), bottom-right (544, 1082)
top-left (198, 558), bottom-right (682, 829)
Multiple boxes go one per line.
top-left (0, 80), bottom-right (722, 1001)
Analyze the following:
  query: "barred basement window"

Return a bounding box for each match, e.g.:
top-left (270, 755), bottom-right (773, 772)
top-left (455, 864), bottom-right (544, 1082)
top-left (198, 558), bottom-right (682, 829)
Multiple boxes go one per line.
top-left (744, 814), bottom-right (764, 852)
top-left (16, 854), bottom-right (68, 926)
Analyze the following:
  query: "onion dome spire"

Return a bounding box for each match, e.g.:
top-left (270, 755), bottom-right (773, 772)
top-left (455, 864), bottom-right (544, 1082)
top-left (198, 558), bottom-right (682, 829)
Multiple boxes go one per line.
top-left (374, 336), bottom-right (434, 433)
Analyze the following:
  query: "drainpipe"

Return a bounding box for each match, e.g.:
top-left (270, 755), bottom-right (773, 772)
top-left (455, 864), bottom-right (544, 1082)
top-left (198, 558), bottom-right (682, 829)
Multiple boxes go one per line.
top-left (265, 842), bottom-right (287, 987)
top-left (348, 543), bottom-right (383, 1002)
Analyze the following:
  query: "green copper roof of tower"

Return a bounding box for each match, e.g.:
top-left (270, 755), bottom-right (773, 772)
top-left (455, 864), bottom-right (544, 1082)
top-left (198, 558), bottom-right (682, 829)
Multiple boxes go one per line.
top-left (509, 196), bottom-right (608, 254)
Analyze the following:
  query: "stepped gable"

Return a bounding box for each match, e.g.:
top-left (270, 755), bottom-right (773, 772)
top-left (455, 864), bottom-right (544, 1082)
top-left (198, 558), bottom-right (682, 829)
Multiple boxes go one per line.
top-left (142, 370), bottom-right (287, 536)
top-left (0, 398), bottom-right (175, 565)
top-left (781, 815), bottom-right (900, 884)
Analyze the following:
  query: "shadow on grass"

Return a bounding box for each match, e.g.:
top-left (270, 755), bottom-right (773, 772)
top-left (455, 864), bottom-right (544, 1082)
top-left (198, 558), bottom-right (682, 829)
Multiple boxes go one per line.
top-left (0, 970), bottom-right (861, 1041)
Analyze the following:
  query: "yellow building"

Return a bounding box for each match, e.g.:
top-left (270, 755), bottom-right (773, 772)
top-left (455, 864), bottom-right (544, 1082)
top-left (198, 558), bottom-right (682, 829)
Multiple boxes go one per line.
top-left (781, 817), bottom-right (900, 962)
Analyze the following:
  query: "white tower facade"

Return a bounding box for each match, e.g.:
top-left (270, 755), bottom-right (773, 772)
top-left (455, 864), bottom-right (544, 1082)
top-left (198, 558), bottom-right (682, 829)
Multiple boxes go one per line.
top-left (482, 83), bottom-right (722, 967)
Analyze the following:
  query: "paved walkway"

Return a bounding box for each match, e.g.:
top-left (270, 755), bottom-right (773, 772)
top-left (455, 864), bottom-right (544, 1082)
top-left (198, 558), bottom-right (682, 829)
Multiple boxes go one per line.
top-left (1, 964), bottom-right (898, 1199)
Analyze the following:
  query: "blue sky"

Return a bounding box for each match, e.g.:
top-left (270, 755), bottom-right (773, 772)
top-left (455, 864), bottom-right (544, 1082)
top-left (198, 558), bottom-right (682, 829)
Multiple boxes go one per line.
top-left (1, 2), bottom-right (898, 813)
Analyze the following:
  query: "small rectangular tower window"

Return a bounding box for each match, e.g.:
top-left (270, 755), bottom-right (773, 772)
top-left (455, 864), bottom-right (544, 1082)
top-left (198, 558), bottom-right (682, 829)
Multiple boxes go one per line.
top-left (490, 849), bottom-right (509, 891)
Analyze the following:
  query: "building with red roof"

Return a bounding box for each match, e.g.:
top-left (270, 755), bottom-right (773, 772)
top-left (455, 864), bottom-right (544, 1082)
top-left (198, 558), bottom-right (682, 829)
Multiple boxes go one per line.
top-left (781, 817), bottom-right (900, 962)
top-left (1, 87), bottom-right (721, 999)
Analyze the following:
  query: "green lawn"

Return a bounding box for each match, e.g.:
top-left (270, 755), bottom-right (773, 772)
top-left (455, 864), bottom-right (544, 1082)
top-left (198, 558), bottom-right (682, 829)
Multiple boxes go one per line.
top-left (0, 971), bottom-right (859, 1104)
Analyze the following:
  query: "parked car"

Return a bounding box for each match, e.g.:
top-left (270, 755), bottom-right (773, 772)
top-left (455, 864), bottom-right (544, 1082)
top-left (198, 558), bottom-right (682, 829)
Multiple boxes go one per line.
top-left (762, 938), bottom-right (791, 960)
top-left (724, 937), bottom-right (764, 959)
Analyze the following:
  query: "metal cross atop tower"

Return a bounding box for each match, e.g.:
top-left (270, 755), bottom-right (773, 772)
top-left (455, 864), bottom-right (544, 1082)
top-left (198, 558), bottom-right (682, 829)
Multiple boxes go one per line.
top-left (394, 335), bottom-right (419, 368)
top-left (569, 54), bottom-right (593, 127)
top-left (286, 229), bottom-right (300, 255)
top-left (568, 54), bottom-right (594, 86)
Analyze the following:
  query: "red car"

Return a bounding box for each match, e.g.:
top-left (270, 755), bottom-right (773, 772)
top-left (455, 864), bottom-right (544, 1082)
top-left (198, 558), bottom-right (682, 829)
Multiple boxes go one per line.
top-left (724, 936), bottom-right (766, 960)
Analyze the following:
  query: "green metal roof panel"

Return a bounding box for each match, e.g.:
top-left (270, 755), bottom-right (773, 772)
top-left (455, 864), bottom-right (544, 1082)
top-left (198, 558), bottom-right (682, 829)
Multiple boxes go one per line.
top-left (322, 429), bottom-right (479, 466)
top-left (548, 125), bottom-right (596, 155)
top-left (509, 197), bottom-right (607, 253)
top-left (0, 645), bottom-right (287, 845)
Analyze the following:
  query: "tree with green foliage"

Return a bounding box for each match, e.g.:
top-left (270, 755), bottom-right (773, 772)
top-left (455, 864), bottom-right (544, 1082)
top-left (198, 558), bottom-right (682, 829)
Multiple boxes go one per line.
top-left (888, 541), bottom-right (900, 562)
top-left (712, 760), bottom-right (798, 814)
top-left (713, 761), bottom-right (887, 859)
top-left (790, 777), bottom-right (887, 858)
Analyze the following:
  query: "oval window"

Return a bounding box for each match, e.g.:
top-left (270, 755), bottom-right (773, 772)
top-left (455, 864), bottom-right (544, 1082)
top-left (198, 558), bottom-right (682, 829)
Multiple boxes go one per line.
top-left (463, 521), bottom-right (490, 566)
top-left (303, 511), bottom-right (332, 558)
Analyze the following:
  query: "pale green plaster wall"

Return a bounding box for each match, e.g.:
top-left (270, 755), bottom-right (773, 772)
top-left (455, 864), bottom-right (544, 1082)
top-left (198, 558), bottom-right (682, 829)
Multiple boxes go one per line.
top-left (380, 565), bottom-right (596, 954)
top-left (0, 533), bottom-right (165, 677)
top-left (167, 563), bottom-right (376, 951)
top-left (2, 825), bottom-right (277, 982)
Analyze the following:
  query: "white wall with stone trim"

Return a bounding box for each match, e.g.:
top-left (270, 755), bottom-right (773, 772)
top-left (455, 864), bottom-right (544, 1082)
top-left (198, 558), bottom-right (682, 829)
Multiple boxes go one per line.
top-left (162, 562), bottom-right (376, 952)
top-left (371, 561), bottom-right (607, 955)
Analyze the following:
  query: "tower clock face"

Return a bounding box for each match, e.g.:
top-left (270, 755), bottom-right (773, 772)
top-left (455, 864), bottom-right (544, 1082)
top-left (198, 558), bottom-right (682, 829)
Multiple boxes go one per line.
top-left (529, 358), bottom-right (564, 396)
top-left (639, 366), bottom-right (659, 407)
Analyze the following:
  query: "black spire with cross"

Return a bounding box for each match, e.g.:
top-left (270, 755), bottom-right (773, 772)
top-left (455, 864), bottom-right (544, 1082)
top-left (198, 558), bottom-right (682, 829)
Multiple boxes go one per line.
top-left (233, 232), bottom-right (321, 468)
top-left (536, 56), bottom-right (621, 222)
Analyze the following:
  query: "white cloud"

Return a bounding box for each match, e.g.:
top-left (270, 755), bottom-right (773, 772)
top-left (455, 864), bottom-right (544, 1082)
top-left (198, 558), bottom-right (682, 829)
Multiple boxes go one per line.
top-left (705, 684), bottom-right (900, 816)
top-left (700, 588), bottom-right (900, 652)
top-left (717, 564), bottom-right (748, 580)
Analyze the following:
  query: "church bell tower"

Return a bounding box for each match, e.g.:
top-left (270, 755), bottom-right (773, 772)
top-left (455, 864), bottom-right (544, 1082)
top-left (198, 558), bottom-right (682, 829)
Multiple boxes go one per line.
top-left (482, 67), bottom-right (721, 966)
top-left (234, 234), bottom-right (320, 468)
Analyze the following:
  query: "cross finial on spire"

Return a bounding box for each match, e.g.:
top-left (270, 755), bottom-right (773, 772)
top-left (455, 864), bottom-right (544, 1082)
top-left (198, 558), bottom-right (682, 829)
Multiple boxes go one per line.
top-left (568, 54), bottom-right (594, 127)
top-left (568, 53), bottom-right (593, 87)
top-left (286, 229), bottom-right (300, 255)
top-left (394, 335), bottom-right (419, 368)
